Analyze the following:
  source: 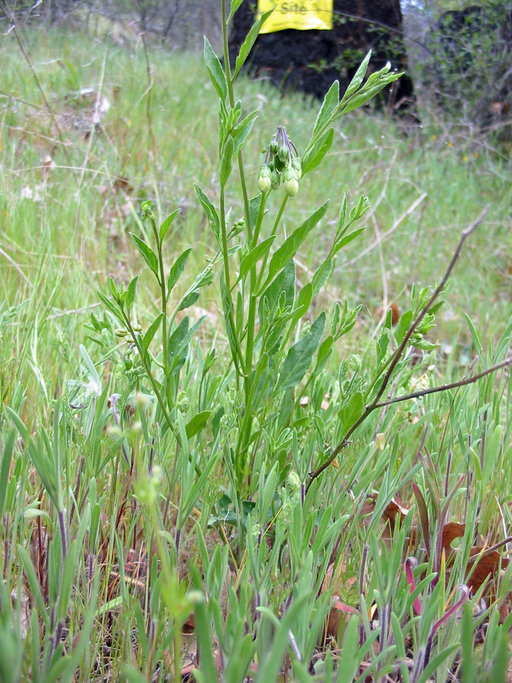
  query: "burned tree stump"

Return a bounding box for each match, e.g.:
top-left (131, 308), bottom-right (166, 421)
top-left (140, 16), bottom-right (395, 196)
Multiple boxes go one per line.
top-left (228, 1), bottom-right (414, 114)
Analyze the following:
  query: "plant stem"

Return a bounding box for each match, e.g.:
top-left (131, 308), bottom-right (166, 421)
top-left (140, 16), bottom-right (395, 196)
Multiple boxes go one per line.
top-left (219, 189), bottom-right (245, 375)
top-left (150, 217), bottom-right (169, 381)
top-left (237, 195), bottom-right (268, 480)
top-left (122, 310), bottom-right (180, 445)
top-left (221, 0), bottom-right (252, 240)
top-left (256, 195), bottom-right (288, 291)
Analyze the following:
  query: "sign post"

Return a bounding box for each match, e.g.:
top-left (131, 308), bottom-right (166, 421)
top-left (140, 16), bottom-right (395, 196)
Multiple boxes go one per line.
top-left (257, 1), bottom-right (333, 33)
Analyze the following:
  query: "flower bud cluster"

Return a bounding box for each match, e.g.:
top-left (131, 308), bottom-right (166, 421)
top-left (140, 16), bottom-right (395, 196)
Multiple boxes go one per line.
top-left (258, 126), bottom-right (302, 198)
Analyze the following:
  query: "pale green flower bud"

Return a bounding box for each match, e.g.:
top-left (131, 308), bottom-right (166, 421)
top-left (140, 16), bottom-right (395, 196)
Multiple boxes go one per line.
top-left (278, 145), bottom-right (289, 164)
top-left (291, 156), bottom-right (302, 179)
top-left (283, 167), bottom-right (299, 197)
top-left (258, 164), bottom-right (272, 193)
top-left (270, 169), bottom-right (281, 190)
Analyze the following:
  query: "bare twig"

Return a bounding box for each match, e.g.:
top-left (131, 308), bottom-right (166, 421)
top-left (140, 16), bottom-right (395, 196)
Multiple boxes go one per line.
top-left (0, 4), bottom-right (70, 161)
top-left (373, 357), bottom-right (511, 409)
top-left (307, 206), bottom-right (491, 488)
top-left (0, 246), bottom-right (31, 285)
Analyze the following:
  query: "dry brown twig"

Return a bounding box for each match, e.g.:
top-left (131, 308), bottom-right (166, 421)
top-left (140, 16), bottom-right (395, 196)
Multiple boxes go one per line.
top-left (307, 206), bottom-right (511, 488)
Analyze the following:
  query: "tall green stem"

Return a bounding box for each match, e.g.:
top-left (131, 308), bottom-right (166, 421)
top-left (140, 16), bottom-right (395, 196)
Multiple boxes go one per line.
top-left (150, 217), bottom-right (169, 381)
top-left (219, 189), bottom-right (245, 375)
top-left (236, 194), bottom-right (267, 482)
top-left (221, 0), bottom-right (252, 240)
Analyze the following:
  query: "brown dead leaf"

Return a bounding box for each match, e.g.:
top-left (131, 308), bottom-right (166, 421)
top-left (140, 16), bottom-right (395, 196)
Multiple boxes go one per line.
top-left (326, 600), bottom-right (359, 639)
top-left (323, 562), bottom-right (358, 638)
top-left (382, 498), bottom-right (409, 528)
top-left (442, 522), bottom-right (466, 554)
top-left (182, 613), bottom-right (195, 634)
top-left (377, 302), bottom-right (400, 325)
top-left (467, 548), bottom-right (510, 593)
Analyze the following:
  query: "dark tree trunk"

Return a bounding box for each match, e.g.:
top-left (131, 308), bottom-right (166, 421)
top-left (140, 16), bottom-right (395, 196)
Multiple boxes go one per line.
top-left (228, 0), bottom-right (415, 114)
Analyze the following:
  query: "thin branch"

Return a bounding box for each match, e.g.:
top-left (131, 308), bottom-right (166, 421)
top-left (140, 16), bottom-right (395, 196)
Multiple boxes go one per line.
top-left (0, 246), bottom-right (31, 285)
top-left (307, 206), bottom-right (491, 488)
top-left (0, 4), bottom-right (69, 161)
top-left (373, 356), bottom-right (511, 409)
top-left (372, 205), bottom-right (490, 409)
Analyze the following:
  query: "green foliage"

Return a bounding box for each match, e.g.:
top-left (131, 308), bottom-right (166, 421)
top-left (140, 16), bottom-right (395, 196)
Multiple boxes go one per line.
top-left (414, 0), bottom-right (512, 131)
top-left (1, 3), bottom-right (512, 681)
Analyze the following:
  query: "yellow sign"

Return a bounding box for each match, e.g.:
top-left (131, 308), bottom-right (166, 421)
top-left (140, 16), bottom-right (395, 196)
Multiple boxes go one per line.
top-left (258, 1), bottom-right (333, 34)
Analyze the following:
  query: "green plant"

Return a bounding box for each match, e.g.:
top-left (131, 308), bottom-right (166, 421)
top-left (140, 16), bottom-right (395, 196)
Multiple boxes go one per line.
top-left (92, 1), bottom-right (512, 678)
top-left (2, 1), bottom-right (512, 680)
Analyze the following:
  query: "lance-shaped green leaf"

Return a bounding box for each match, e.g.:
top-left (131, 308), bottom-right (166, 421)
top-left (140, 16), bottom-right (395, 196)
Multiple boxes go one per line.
top-left (233, 9), bottom-right (274, 78)
top-left (289, 282), bottom-right (312, 325)
top-left (311, 258), bottom-right (333, 296)
top-left (333, 227), bottom-right (366, 256)
top-left (185, 410), bottom-right (211, 439)
top-left (130, 233), bottom-right (159, 277)
top-left (220, 136), bottom-right (234, 187)
top-left (395, 310), bottom-right (413, 345)
top-left (142, 312), bottom-right (164, 352)
top-left (237, 235), bottom-right (276, 283)
top-left (316, 334), bottom-right (334, 373)
top-left (255, 592), bottom-right (310, 683)
top-left (339, 391), bottom-right (364, 431)
top-left (97, 290), bottom-right (123, 322)
top-left (302, 128), bottom-right (334, 175)
top-left (312, 79), bottom-right (339, 138)
top-left (267, 201), bottom-right (329, 283)
top-left (336, 616), bottom-right (361, 681)
top-left (195, 184), bottom-right (220, 240)
top-left (341, 71), bottom-right (402, 115)
top-left (232, 110), bottom-right (258, 156)
top-left (80, 344), bottom-right (101, 394)
top-left (340, 51), bottom-right (372, 104)
top-left (167, 248), bottom-right (192, 295)
top-left (258, 260), bottom-right (295, 325)
top-left (277, 312), bottom-right (326, 391)
top-left (176, 263), bottom-right (214, 313)
top-left (227, 0), bottom-right (244, 24)
top-left (159, 208), bottom-right (179, 242)
top-left (349, 194), bottom-right (370, 221)
top-left (191, 566), bottom-right (218, 683)
top-left (203, 37), bottom-right (227, 101)
top-left (168, 316), bottom-right (204, 376)
top-left (124, 276), bottom-right (138, 311)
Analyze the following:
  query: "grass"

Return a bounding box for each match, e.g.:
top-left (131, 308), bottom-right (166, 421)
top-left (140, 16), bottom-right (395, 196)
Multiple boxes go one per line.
top-left (1, 13), bottom-right (512, 682)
